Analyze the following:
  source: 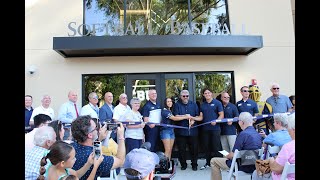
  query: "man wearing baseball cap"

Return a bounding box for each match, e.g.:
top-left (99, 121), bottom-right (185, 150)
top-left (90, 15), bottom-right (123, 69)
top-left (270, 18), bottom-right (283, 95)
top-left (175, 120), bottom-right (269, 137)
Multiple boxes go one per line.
top-left (124, 148), bottom-right (160, 180)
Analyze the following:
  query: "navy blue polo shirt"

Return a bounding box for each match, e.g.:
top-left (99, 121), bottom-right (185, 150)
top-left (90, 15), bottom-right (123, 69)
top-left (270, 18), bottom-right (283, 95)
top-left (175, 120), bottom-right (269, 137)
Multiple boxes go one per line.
top-left (173, 100), bottom-right (199, 136)
top-left (25, 107), bottom-right (33, 127)
top-left (161, 108), bottom-right (174, 131)
top-left (142, 100), bottom-right (161, 118)
top-left (221, 103), bottom-right (239, 135)
top-left (71, 142), bottom-right (114, 179)
top-left (200, 99), bottom-right (223, 131)
top-left (236, 99), bottom-right (259, 116)
top-left (226, 126), bottom-right (262, 173)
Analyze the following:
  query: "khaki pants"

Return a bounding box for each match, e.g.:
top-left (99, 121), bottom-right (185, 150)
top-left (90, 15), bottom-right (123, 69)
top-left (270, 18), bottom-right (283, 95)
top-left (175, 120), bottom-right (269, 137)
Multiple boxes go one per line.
top-left (210, 157), bottom-right (230, 180)
top-left (220, 135), bottom-right (237, 152)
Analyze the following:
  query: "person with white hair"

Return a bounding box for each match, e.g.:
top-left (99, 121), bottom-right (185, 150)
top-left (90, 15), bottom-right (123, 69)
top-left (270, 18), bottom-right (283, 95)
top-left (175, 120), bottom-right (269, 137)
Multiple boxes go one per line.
top-left (25, 126), bottom-right (57, 180)
top-left (81, 92), bottom-right (100, 119)
top-left (252, 113), bottom-right (295, 180)
top-left (259, 113), bottom-right (291, 148)
top-left (29, 94), bottom-right (55, 126)
top-left (124, 98), bottom-right (145, 154)
top-left (210, 112), bottom-right (263, 180)
top-left (113, 93), bottom-right (132, 123)
top-left (266, 83), bottom-right (293, 113)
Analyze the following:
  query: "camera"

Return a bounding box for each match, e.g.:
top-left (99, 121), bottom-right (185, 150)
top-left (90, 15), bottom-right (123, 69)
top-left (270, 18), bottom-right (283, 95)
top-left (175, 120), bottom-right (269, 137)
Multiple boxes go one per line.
top-left (93, 141), bottom-right (101, 159)
top-left (140, 142), bottom-right (176, 180)
top-left (106, 123), bottom-right (120, 131)
top-left (256, 125), bottom-right (262, 132)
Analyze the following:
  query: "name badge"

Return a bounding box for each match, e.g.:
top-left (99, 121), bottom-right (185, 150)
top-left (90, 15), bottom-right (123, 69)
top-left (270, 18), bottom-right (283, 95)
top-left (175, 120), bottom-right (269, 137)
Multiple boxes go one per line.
top-left (210, 104), bottom-right (215, 106)
top-left (238, 103), bottom-right (242, 106)
top-left (247, 104), bottom-right (252, 106)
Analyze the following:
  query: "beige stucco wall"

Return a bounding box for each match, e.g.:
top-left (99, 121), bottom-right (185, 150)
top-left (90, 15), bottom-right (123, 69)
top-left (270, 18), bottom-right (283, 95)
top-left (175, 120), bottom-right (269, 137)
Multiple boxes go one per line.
top-left (25, 0), bottom-right (295, 117)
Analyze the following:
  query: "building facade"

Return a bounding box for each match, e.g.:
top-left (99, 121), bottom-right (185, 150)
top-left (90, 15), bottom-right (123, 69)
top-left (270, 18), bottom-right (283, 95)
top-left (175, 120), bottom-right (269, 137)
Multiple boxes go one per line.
top-left (26, 0), bottom-right (295, 117)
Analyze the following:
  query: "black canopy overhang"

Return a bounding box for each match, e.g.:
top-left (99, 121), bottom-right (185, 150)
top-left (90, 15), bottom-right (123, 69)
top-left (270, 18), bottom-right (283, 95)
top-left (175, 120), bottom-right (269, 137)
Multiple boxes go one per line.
top-left (53, 35), bottom-right (263, 57)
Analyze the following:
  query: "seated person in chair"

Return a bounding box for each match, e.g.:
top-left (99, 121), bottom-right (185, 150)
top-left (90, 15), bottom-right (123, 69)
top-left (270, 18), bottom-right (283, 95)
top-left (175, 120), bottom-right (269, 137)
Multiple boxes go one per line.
top-left (252, 113), bottom-right (295, 180)
top-left (259, 113), bottom-right (292, 148)
top-left (210, 112), bottom-right (263, 180)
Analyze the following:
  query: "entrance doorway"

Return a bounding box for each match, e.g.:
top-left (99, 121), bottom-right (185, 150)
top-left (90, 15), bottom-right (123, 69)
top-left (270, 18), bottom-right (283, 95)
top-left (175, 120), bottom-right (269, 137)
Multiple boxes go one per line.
top-left (125, 73), bottom-right (195, 108)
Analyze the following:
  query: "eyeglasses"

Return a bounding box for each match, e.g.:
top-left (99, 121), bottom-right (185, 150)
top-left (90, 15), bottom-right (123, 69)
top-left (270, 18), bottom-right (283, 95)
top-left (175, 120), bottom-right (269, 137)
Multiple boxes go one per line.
top-left (272, 88), bottom-right (280, 90)
top-left (87, 126), bottom-right (98, 134)
top-left (182, 95), bottom-right (189, 98)
top-left (242, 90), bottom-right (249, 92)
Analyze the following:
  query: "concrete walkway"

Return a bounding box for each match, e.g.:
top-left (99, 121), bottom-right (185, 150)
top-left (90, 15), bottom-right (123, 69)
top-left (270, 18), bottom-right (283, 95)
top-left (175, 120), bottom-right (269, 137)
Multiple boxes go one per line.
top-left (117, 158), bottom-right (229, 180)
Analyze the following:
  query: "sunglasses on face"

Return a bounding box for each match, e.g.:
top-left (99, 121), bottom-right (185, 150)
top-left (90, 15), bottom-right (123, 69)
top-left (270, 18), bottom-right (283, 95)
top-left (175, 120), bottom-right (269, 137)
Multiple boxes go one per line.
top-left (242, 90), bottom-right (249, 92)
top-left (272, 88), bottom-right (280, 90)
top-left (182, 95), bottom-right (189, 98)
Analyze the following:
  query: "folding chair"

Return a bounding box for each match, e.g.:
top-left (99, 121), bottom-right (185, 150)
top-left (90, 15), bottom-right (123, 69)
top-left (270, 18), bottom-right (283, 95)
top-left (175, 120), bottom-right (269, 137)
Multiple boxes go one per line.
top-left (97, 169), bottom-right (118, 180)
top-left (265, 145), bottom-right (280, 159)
top-left (280, 162), bottom-right (295, 180)
top-left (226, 149), bottom-right (259, 180)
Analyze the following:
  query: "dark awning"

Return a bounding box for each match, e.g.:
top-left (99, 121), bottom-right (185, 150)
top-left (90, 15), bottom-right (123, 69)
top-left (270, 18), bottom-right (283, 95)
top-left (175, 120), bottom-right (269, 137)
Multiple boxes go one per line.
top-left (53, 35), bottom-right (263, 57)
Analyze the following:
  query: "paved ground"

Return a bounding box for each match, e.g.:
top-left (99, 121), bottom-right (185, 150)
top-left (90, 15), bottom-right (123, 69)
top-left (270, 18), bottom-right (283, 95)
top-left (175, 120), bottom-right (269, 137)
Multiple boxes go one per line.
top-left (117, 158), bottom-right (229, 180)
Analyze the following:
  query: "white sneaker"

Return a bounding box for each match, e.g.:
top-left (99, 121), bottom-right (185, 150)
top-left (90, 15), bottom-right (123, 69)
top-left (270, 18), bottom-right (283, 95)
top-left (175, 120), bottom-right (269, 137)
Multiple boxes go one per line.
top-left (200, 165), bottom-right (210, 170)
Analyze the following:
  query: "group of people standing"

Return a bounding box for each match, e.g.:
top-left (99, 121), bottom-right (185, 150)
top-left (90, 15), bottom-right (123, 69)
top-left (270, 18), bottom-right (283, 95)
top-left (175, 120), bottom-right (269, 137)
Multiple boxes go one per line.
top-left (25, 82), bottom-right (294, 179)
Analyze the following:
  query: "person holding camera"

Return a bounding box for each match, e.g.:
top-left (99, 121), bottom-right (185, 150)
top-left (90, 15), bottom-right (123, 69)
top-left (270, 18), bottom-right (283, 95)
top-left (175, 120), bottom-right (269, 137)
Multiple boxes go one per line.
top-left (70, 115), bottom-right (126, 180)
top-left (259, 113), bottom-right (291, 148)
top-left (124, 98), bottom-right (145, 154)
top-left (123, 148), bottom-right (160, 180)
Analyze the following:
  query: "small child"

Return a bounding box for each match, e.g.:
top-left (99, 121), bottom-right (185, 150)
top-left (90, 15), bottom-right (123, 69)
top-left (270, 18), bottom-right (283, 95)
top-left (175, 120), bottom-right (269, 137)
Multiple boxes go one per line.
top-left (37, 141), bottom-right (104, 180)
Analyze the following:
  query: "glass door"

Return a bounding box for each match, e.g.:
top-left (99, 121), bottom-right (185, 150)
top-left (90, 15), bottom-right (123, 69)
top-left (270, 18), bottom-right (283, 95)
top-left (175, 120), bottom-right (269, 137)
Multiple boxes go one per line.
top-left (163, 73), bottom-right (195, 103)
top-left (125, 74), bottom-right (161, 108)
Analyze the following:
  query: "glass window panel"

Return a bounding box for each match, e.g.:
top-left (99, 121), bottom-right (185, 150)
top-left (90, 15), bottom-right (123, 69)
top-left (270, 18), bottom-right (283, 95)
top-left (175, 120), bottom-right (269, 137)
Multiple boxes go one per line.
top-left (190, 0), bottom-right (228, 35)
top-left (165, 79), bottom-right (188, 103)
top-left (84, 0), bottom-right (124, 36)
top-left (124, 0), bottom-right (189, 35)
top-left (84, 0), bottom-right (229, 36)
top-left (131, 79), bottom-right (156, 107)
top-left (195, 72), bottom-right (233, 103)
top-left (83, 74), bottom-right (125, 106)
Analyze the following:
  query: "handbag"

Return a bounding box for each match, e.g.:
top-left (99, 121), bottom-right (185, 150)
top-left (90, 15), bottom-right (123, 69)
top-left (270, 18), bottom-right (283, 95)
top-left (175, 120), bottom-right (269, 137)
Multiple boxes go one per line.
top-left (255, 159), bottom-right (271, 176)
top-left (239, 150), bottom-right (259, 165)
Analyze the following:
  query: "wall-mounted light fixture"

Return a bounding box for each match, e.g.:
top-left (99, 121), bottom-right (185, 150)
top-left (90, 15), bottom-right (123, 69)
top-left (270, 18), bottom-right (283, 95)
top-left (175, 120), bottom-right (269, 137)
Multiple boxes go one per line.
top-left (28, 65), bottom-right (37, 74)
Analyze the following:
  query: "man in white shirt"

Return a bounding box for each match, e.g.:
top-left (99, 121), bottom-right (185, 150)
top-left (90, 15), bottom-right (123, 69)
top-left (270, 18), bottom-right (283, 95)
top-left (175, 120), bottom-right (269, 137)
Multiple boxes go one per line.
top-left (113, 93), bottom-right (131, 123)
top-left (81, 92), bottom-right (99, 119)
top-left (29, 95), bottom-right (55, 126)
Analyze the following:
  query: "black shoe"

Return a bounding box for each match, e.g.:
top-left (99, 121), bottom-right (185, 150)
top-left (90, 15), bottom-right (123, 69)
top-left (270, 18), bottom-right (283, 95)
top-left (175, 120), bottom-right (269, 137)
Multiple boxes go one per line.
top-left (192, 166), bottom-right (197, 171)
top-left (181, 166), bottom-right (187, 170)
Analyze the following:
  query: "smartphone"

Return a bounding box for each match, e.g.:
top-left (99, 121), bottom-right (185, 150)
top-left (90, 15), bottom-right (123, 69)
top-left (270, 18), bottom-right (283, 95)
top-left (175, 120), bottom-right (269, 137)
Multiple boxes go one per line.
top-left (256, 125), bottom-right (262, 133)
top-left (93, 141), bottom-right (101, 159)
top-left (106, 123), bottom-right (120, 131)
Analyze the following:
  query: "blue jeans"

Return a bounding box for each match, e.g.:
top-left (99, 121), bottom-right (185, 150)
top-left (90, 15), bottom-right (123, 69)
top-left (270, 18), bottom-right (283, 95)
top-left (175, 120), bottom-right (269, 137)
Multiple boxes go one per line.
top-left (160, 129), bottom-right (175, 140)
